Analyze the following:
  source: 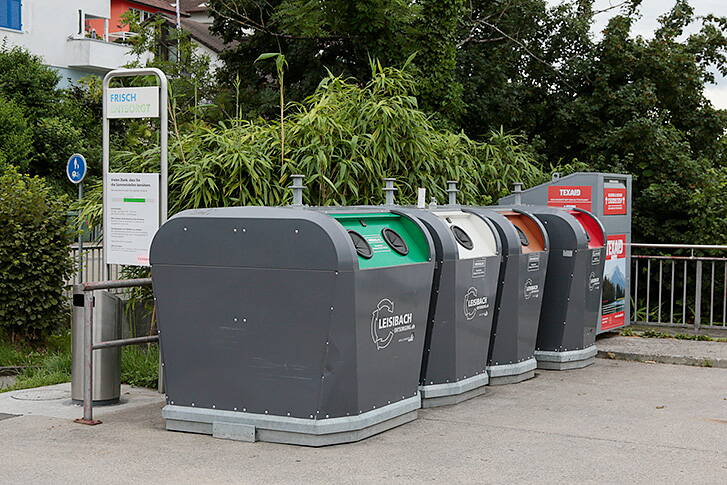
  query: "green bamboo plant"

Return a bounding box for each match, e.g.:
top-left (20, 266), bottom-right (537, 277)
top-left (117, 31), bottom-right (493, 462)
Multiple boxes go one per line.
top-left (77, 61), bottom-right (545, 226)
top-left (255, 52), bottom-right (288, 167)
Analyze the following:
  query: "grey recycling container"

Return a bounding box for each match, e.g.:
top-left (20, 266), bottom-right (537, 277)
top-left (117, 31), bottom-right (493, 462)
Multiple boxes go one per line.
top-left (525, 207), bottom-right (606, 369)
top-left (150, 206), bottom-right (435, 446)
top-left (498, 172), bottom-right (632, 332)
top-left (398, 207), bottom-right (502, 407)
top-left (463, 207), bottom-right (549, 385)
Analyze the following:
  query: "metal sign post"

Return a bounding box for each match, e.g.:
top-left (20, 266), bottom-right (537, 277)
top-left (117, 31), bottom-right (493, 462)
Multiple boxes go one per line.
top-left (66, 154), bottom-right (87, 284)
top-left (102, 68), bottom-right (168, 394)
top-left (102, 68), bottom-right (168, 278)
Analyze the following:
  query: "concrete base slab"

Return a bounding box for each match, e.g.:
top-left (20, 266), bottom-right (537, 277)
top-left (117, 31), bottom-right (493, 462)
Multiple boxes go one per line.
top-left (487, 358), bottom-right (537, 385)
top-left (419, 372), bottom-right (489, 408)
top-left (488, 369), bottom-right (535, 385)
top-left (257, 411), bottom-right (418, 446)
top-left (537, 356), bottom-right (595, 370)
top-left (422, 384), bottom-right (488, 408)
top-left (535, 346), bottom-right (598, 370)
top-left (213, 422), bottom-right (256, 442)
top-left (163, 395), bottom-right (421, 447)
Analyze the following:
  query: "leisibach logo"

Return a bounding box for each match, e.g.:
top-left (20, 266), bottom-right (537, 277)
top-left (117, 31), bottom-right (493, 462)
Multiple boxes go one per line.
top-left (589, 272), bottom-right (601, 292)
top-left (524, 278), bottom-right (540, 300)
top-left (464, 287), bottom-right (489, 320)
top-left (371, 298), bottom-right (415, 350)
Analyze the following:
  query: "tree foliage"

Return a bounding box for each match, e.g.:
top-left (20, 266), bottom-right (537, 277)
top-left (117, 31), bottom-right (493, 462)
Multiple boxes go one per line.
top-left (206, 1), bottom-right (727, 244)
top-left (457, 0), bottom-right (727, 243)
top-left (416, 0), bottom-right (465, 121)
top-left (208, 0), bottom-right (420, 118)
top-left (0, 42), bottom-right (102, 191)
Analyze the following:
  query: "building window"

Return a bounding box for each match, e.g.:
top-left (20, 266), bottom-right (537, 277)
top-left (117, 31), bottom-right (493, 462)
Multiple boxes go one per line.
top-left (0, 0), bottom-right (22, 31)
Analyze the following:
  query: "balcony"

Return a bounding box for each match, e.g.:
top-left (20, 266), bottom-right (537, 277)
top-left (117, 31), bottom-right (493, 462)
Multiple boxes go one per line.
top-left (66, 37), bottom-right (136, 72)
top-left (65, 11), bottom-right (150, 73)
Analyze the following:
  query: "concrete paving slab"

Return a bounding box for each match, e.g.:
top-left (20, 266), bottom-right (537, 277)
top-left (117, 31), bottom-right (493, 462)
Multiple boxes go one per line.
top-left (0, 382), bottom-right (164, 420)
top-left (597, 335), bottom-right (727, 367)
top-left (0, 360), bottom-right (725, 484)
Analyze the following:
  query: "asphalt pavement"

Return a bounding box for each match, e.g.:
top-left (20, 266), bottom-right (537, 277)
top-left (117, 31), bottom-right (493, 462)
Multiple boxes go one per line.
top-left (1, 359), bottom-right (725, 485)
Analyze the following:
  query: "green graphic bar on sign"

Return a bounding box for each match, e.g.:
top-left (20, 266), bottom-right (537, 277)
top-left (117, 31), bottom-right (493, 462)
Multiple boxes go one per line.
top-left (124, 198), bottom-right (146, 202)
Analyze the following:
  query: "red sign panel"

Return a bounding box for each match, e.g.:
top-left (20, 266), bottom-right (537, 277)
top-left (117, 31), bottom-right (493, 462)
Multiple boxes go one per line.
top-left (547, 186), bottom-right (592, 211)
top-left (601, 234), bottom-right (627, 330)
top-left (604, 187), bottom-right (627, 215)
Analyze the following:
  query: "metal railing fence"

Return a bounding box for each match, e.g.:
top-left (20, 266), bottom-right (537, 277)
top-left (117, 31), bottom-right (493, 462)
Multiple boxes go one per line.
top-left (75, 278), bottom-right (157, 426)
top-left (67, 244), bottom-right (122, 285)
top-left (631, 243), bottom-right (727, 329)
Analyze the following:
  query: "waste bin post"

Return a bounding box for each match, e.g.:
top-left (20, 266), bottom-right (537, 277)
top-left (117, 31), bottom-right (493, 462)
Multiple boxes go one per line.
top-left (383, 178), bottom-right (397, 206)
top-left (74, 289), bottom-right (101, 425)
top-left (445, 181), bottom-right (459, 206)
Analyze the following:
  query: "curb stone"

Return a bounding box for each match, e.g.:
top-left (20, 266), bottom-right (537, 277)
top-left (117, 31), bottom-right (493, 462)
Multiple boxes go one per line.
top-left (596, 350), bottom-right (726, 368)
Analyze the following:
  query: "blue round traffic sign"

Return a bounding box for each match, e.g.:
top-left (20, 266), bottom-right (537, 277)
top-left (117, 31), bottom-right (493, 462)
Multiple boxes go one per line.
top-left (66, 154), bottom-right (87, 184)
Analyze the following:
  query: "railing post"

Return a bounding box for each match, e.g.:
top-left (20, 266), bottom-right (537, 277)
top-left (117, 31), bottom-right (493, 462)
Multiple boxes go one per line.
top-left (658, 261), bottom-right (663, 323)
top-left (646, 259), bottom-right (651, 323)
top-left (695, 261), bottom-right (702, 331)
top-left (670, 261), bottom-right (675, 324)
top-left (74, 290), bottom-right (101, 425)
top-left (683, 260), bottom-right (687, 325)
top-left (633, 259), bottom-right (639, 322)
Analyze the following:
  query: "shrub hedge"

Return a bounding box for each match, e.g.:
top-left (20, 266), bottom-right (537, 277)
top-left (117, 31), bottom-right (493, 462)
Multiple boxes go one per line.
top-left (0, 166), bottom-right (73, 341)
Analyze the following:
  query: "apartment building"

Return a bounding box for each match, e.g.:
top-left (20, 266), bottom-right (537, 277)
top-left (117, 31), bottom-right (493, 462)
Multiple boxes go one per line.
top-left (0, 0), bottom-right (224, 87)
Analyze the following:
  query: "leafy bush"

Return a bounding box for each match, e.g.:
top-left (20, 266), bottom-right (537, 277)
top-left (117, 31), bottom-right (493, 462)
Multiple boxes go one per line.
top-left (0, 43), bottom-right (103, 189)
top-left (31, 116), bottom-right (85, 177)
top-left (0, 97), bottom-right (33, 171)
top-left (0, 41), bottom-right (60, 117)
top-left (0, 166), bottom-right (73, 341)
top-left (78, 62), bottom-right (544, 224)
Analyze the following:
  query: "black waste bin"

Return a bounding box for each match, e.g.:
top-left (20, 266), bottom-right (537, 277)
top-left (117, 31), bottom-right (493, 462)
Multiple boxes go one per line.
top-left (150, 206), bottom-right (435, 446)
top-left (526, 206), bottom-right (605, 369)
top-left (463, 207), bottom-right (549, 384)
top-left (399, 207), bottom-right (502, 407)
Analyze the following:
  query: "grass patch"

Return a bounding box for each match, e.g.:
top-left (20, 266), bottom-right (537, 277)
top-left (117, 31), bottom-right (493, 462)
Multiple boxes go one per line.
top-left (0, 330), bottom-right (71, 367)
top-left (0, 343), bottom-right (26, 367)
top-left (121, 345), bottom-right (159, 389)
top-left (619, 328), bottom-right (727, 342)
top-left (1, 332), bottom-right (160, 392)
top-left (1, 342), bottom-right (72, 392)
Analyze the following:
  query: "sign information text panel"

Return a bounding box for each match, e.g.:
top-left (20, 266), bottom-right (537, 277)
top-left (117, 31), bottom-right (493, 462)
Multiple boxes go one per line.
top-left (106, 173), bottom-right (160, 266)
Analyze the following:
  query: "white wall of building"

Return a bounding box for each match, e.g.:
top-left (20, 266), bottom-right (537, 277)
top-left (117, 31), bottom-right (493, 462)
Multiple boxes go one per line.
top-left (193, 40), bottom-right (222, 71)
top-left (0, 0), bottom-right (136, 86)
